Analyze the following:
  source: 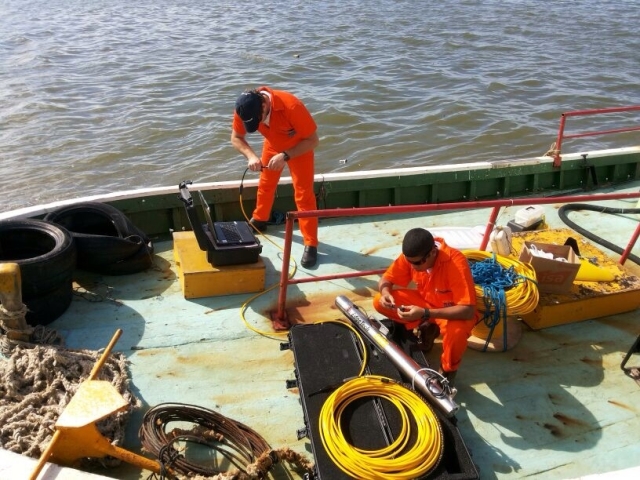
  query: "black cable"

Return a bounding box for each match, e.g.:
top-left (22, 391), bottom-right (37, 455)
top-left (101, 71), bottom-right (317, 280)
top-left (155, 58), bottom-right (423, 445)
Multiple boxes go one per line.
top-left (557, 203), bottom-right (640, 265)
top-left (239, 167), bottom-right (251, 196)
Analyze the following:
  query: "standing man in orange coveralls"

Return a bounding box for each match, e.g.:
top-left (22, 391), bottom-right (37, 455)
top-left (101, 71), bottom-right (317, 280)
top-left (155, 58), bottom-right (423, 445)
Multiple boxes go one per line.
top-left (373, 228), bottom-right (478, 385)
top-left (231, 87), bottom-right (320, 268)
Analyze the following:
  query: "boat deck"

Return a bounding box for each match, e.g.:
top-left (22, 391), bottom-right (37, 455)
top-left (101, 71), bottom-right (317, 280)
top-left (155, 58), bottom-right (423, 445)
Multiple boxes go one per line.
top-left (3, 185), bottom-right (640, 480)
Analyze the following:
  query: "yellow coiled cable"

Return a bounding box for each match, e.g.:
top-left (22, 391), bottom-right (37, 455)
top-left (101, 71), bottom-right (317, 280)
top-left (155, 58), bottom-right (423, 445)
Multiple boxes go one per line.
top-left (319, 375), bottom-right (443, 480)
top-left (463, 250), bottom-right (539, 317)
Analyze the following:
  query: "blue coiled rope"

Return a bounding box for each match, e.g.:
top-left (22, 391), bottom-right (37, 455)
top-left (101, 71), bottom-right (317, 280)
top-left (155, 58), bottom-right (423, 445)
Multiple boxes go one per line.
top-left (467, 252), bottom-right (539, 351)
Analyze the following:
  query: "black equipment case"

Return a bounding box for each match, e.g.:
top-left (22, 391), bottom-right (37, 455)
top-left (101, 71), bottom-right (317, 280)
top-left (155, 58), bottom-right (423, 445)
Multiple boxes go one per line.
top-left (284, 321), bottom-right (479, 480)
top-left (178, 181), bottom-right (262, 267)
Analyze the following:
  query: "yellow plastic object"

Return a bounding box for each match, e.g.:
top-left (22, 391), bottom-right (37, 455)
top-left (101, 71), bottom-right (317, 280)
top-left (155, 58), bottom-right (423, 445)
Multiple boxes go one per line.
top-left (0, 262), bottom-right (31, 341)
top-left (521, 289), bottom-right (640, 330)
top-left (508, 228), bottom-right (640, 329)
top-left (575, 258), bottom-right (616, 282)
top-left (55, 381), bottom-right (128, 429)
top-left (173, 231), bottom-right (265, 298)
top-left (0, 262), bottom-right (22, 302)
top-left (29, 330), bottom-right (163, 480)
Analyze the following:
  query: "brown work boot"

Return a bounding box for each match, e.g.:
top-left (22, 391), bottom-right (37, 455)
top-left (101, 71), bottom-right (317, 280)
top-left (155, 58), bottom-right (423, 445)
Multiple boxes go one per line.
top-left (415, 322), bottom-right (440, 352)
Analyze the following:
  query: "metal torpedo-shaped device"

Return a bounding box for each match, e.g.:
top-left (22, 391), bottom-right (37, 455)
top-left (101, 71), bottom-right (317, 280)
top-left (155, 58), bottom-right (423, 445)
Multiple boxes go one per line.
top-left (335, 295), bottom-right (459, 418)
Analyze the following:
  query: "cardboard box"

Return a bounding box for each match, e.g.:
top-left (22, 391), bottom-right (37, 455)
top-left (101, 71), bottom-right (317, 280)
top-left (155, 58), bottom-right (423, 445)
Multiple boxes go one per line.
top-left (173, 231), bottom-right (265, 299)
top-left (519, 241), bottom-right (581, 294)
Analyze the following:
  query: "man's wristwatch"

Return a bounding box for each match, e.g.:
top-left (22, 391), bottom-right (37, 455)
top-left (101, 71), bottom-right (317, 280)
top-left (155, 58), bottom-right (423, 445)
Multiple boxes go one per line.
top-left (282, 151), bottom-right (290, 162)
top-left (422, 308), bottom-right (430, 320)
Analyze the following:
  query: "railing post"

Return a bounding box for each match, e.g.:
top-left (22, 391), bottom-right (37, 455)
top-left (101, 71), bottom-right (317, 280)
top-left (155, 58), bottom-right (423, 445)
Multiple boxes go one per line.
top-left (274, 214), bottom-right (296, 329)
top-left (553, 105), bottom-right (640, 168)
top-left (619, 222), bottom-right (640, 266)
top-left (553, 114), bottom-right (567, 168)
top-left (481, 206), bottom-right (501, 251)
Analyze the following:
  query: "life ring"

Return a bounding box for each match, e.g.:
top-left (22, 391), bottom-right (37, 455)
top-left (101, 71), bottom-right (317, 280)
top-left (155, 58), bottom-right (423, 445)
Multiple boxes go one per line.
top-left (0, 219), bottom-right (76, 325)
top-left (44, 202), bottom-right (154, 275)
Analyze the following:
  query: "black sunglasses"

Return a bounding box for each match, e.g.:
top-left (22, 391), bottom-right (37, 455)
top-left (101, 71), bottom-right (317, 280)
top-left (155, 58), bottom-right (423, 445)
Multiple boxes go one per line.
top-left (406, 250), bottom-right (431, 266)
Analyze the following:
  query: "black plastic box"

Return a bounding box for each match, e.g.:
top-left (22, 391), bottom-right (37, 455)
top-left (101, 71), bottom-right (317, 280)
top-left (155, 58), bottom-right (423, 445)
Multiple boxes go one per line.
top-left (178, 181), bottom-right (262, 267)
top-left (286, 322), bottom-right (479, 479)
top-left (204, 226), bottom-right (262, 266)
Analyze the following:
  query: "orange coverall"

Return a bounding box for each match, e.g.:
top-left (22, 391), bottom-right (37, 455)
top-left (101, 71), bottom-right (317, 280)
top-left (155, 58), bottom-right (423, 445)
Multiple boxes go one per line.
top-left (373, 237), bottom-right (478, 372)
top-left (232, 87), bottom-right (318, 247)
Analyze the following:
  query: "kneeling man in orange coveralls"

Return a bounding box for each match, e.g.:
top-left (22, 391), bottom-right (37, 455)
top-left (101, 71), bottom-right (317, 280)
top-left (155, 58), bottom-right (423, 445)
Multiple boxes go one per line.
top-left (373, 228), bottom-right (478, 386)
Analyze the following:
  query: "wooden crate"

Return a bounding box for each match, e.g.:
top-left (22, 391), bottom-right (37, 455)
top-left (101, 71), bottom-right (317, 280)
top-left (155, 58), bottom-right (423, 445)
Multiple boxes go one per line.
top-left (173, 231), bottom-right (265, 299)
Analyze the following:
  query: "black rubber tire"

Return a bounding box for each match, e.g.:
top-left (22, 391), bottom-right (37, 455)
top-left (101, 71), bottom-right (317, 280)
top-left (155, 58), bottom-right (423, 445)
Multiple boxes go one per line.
top-left (97, 241), bottom-right (155, 275)
top-left (44, 202), bottom-right (148, 240)
top-left (44, 202), bottom-right (154, 274)
top-left (74, 234), bottom-right (146, 269)
top-left (24, 281), bottom-right (74, 326)
top-left (0, 219), bottom-right (76, 299)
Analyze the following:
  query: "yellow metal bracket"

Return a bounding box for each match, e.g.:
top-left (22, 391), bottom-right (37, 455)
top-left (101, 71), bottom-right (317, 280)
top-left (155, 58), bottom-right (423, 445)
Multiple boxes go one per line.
top-left (29, 329), bottom-right (163, 479)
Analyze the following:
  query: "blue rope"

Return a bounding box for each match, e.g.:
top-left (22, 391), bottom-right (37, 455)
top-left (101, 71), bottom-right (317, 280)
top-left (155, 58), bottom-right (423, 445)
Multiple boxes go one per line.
top-left (469, 254), bottom-right (519, 351)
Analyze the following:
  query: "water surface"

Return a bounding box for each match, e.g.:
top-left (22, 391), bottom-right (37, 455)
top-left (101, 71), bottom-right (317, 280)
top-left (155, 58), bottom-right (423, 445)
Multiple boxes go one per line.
top-left (1, 0), bottom-right (639, 212)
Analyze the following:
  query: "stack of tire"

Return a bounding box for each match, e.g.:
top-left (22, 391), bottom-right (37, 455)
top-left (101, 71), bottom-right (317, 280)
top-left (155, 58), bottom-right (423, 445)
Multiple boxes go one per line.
top-left (0, 202), bottom-right (154, 326)
top-left (0, 219), bottom-right (76, 326)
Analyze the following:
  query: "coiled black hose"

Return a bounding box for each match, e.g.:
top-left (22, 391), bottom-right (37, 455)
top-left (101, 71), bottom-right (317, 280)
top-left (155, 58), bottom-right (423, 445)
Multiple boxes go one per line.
top-left (557, 203), bottom-right (640, 265)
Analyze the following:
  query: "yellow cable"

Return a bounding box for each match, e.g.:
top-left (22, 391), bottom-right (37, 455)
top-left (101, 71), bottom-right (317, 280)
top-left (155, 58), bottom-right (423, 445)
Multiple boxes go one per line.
top-left (319, 375), bottom-right (443, 479)
top-left (463, 250), bottom-right (539, 317)
top-left (237, 192), bottom-right (297, 339)
top-left (236, 188), bottom-right (356, 339)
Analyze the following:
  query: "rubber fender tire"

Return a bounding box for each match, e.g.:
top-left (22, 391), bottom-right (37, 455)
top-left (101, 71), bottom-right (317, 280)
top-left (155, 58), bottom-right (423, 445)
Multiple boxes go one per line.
top-left (73, 234), bottom-right (146, 270)
top-left (0, 219), bottom-right (76, 299)
top-left (44, 202), bottom-right (154, 274)
top-left (44, 202), bottom-right (148, 240)
top-left (95, 241), bottom-right (154, 275)
top-left (24, 280), bottom-right (73, 326)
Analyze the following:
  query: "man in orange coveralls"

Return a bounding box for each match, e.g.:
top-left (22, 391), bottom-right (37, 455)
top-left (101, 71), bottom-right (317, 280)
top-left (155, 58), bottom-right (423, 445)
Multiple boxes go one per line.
top-left (231, 87), bottom-right (320, 268)
top-left (373, 228), bottom-right (478, 385)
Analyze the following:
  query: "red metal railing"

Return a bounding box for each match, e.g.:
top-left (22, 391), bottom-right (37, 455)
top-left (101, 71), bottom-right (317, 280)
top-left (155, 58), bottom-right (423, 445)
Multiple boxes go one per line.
top-left (274, 191), bottom-right (640, 324)
top-left (552, 105), bottom-right (640, 167)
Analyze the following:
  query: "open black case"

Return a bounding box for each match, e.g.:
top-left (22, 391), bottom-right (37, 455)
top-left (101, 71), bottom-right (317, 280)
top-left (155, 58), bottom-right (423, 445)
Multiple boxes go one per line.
top-left (178, 181), bottom-right (262, 266)
top-left (284, 321), bottom-right (479, 480)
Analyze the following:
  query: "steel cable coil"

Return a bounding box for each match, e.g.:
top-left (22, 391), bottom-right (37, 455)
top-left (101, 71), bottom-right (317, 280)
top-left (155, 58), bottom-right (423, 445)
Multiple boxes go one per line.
top-left (139, 402), bottom-right (274, 478)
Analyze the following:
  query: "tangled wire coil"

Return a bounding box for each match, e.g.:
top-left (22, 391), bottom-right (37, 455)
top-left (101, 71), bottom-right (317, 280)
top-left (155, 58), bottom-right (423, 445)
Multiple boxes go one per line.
top-left (464, 250), bottom-right (539, 320)
top-left (318, 375), bottom-right (443, 480)
top-left (139, 403), bottom-right (313, 479)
